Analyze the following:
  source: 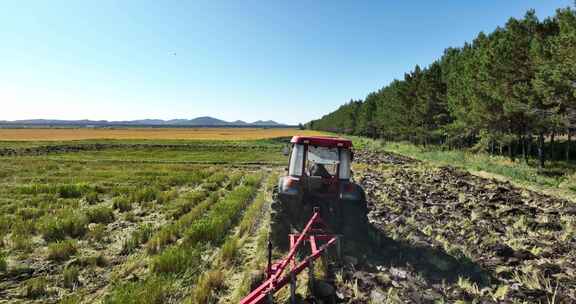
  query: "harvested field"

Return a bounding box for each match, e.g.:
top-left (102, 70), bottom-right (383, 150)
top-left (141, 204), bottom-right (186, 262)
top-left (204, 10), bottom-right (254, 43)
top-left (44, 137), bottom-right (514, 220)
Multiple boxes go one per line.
top-left (0, 128), bottom-right (324, 141)
top-left (0, 143), bottom-right (287, 165)
top-left (0, 140), bottom-right (281, 303)
top-left (1, 137), bottom-right (575, 303)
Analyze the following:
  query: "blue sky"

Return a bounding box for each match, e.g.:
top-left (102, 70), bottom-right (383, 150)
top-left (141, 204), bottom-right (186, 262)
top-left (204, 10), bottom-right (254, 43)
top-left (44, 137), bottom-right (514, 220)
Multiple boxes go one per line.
top-left (0, 1), bottom-right (572, 125)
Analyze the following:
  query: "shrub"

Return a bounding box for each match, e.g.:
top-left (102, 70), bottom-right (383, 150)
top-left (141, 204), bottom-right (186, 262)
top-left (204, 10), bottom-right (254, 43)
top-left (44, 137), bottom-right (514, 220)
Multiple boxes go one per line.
top-left (47, 240), bottom-right (77, 261)
top-left (24, 277), bottom-right (48, 298)
top-left (103, 276), bottom-right (176, 304)
top-left (151, 246), bottom-right (200, 274)
top-left (85, 206), bottom-right (115, 224)
top-left (40, 212), bottom-right (88, 241)
top-left (113, 196), bottom-right (132, 212)
top-left (63, 265), bottom-right (80, 289)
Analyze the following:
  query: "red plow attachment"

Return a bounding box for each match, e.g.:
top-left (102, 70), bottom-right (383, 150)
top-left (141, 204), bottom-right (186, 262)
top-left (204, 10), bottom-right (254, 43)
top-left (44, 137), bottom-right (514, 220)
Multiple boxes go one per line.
top-left (240, 210), bottom-right (339, 304)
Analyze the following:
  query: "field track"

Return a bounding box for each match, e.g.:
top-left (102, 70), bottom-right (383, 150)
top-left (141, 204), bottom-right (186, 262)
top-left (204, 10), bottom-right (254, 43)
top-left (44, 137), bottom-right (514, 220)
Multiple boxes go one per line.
top-left (0, 128), bottom-right (324, 141)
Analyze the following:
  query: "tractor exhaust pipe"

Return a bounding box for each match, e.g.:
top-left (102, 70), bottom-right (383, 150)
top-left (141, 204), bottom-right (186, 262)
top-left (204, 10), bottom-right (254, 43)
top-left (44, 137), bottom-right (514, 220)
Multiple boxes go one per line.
top-left (267, 238), bottom-right (273, 278)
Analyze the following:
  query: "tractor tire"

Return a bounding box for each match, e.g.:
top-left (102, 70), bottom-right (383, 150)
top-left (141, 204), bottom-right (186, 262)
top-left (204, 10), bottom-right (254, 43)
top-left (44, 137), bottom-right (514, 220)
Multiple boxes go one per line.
top-left (270, 199), bottom-right (290, 250)
top-left (342, 194), bottom-right (370, 242)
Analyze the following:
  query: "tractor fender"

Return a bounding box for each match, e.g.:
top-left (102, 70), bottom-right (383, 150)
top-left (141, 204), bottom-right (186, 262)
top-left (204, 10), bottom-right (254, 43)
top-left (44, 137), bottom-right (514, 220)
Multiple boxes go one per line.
top-left (339, 182), bottom-right (366, 204)
top-left (277, 176), bottom-right (302, 197)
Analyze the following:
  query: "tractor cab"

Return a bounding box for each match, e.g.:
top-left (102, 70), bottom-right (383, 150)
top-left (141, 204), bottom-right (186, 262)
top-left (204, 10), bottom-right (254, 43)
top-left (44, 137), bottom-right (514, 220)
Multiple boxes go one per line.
top-left (288, 136), bottom-right (352, 181)
top-left (272, 135), bottom-right (368, 248)
top-left (279, 136), bottom-right (359, 202)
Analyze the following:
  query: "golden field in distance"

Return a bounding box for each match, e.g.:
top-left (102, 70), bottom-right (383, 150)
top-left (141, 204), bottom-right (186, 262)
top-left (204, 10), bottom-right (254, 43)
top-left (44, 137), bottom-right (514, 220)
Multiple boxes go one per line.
top-left (0, 127), bottom-right (326, 141)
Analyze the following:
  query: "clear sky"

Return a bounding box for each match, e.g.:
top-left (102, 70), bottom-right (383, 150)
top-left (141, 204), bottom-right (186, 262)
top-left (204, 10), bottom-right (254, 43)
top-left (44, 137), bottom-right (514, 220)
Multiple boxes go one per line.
top-left (0, 1), bottom-right (573, 125)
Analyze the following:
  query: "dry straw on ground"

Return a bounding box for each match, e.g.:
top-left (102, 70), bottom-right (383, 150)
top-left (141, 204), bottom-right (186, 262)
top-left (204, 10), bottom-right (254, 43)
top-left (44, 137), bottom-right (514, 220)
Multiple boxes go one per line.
top-left (0, 128), bottom-right (325, 141)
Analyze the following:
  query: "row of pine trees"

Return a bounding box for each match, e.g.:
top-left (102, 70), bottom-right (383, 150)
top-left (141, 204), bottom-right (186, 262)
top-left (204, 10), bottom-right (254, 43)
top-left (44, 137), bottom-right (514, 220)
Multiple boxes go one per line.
top-left (308, 7), bottom-right (576, 167)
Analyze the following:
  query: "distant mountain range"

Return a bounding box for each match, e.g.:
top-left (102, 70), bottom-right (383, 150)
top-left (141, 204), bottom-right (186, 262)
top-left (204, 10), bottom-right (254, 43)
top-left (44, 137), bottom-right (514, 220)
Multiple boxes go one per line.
top-left (0, 116), bottom-right (287, 127)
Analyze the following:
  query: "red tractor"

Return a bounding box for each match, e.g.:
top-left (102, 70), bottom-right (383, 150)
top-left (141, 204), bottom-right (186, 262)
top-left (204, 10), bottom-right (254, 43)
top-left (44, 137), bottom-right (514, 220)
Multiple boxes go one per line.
top-left (270, 136), bottom-right (369, 250)
top-left (241, 136), bottom-right (369, 304)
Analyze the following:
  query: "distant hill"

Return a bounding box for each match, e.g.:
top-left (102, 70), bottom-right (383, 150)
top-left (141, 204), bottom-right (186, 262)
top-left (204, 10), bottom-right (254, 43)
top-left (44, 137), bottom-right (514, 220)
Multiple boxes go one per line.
top-left (252, 120), bottom-right (281, 126)
top-left (0, 117), bottom-right (287, 127)
top-left (184, 116), bottom-right (229, 125)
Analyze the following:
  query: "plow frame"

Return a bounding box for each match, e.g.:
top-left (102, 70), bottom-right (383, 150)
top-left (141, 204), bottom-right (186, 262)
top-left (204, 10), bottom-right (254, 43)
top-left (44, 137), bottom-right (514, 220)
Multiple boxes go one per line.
top-left (240, 210), bottom-right (339, 304)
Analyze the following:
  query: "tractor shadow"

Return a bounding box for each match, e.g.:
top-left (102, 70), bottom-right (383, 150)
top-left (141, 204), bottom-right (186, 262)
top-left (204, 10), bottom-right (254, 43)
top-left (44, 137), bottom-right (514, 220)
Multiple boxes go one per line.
top-left (346, 226), bottom-right (493, 287)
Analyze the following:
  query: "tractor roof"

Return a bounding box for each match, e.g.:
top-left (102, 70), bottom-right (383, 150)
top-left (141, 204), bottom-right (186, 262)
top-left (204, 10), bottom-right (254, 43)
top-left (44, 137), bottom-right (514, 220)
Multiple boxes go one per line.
top-left (290, 136), bottom-right (352, 148)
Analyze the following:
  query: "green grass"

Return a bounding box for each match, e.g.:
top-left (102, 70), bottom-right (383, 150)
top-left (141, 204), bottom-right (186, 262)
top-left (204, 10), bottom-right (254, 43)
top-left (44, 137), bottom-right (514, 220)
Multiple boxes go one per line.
top-left (184, 182), bottom-right (260, 246)
top-left (151, 246), bottom-right (201, 274)
top-left (88, 223), bottom-right (107, 242)
top-left (14, 183), bottom-right (92, 198)
top-left (112, 196), bottom-right (132, 212)
top-left (379, 141), bottom-right (570, 189)
top-left (103, 275), bottom-right (178, 304)
top-left (11, 233), bottom-right (33, 252)
top-left (189, 269), bottom-right (226, 304)
top-left (78, 254), bottom-right (108, 268)
top-left (39, 211), bottom-right (88, 241)
top-left (63, 265), bottom-right (80, 289)
top-left (220, 237), bottom-right (240, 265)
top-left (121, 224), bottom-right (154, 255)
top-left (24, 277), bottom-right (48, 299)
top-left (129, 186), bottom-right (161, 204)
top-left (0, 137), bottom-right (287, 149)
top-left (0, 139), bottom-right (280, 303)
top-left (85, 206), bottom-right (115, 224)
top-left (0, 253), bottom-right (7, 272)
top-left (47, 240), bottom-right (78, 261)
top-left (146, 191), bottom-right (220, 254)
top-left (43, 145), bottom-right (285, 164)
top-left (167, 191), bottom-right (208, 219)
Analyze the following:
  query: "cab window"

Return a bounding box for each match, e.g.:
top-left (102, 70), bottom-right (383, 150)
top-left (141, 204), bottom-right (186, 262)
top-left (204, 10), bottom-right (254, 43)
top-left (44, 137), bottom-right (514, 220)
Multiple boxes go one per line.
top-left (305, 146), bottom-right (339, 178)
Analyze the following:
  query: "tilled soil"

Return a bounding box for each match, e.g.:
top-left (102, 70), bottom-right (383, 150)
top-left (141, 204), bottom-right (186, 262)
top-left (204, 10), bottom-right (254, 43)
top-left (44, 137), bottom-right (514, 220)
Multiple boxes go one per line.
top-left (335, 150), bottom-right (576, 303)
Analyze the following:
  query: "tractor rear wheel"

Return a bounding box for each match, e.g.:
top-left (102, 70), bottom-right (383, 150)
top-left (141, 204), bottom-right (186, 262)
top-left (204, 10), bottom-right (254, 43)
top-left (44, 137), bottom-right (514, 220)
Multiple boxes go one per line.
top-left (270, 198), bottom-right (290, 250)
top-left (341, 194), bottom-right (370, 244)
